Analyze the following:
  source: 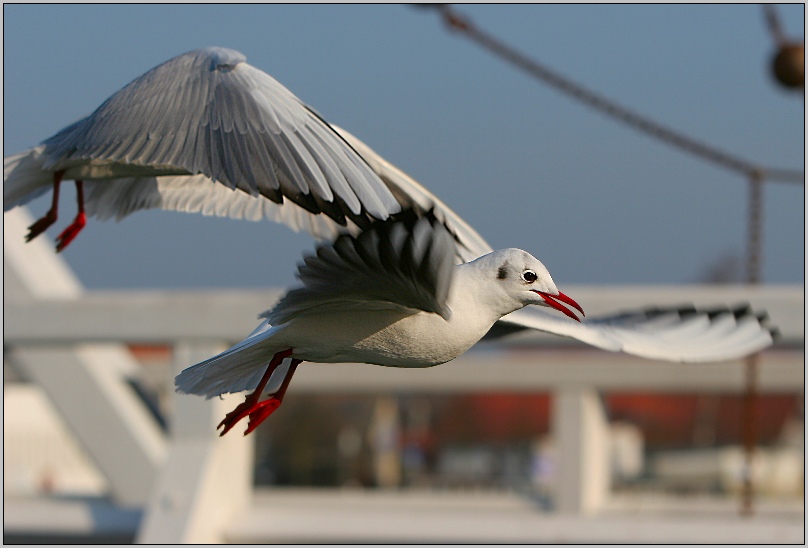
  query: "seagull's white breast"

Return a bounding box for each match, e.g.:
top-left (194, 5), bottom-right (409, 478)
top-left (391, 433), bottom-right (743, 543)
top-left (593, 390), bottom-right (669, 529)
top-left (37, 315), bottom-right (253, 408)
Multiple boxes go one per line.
top-left (276, 306), bottom-right (492, 368)
top-left (275, 270), bottom-right (504, 368)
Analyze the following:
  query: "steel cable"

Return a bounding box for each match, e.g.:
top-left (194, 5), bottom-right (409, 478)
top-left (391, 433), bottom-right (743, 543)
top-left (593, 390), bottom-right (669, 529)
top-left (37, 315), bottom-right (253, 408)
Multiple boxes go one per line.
top-left (430, 5), bottom-right (804, 185)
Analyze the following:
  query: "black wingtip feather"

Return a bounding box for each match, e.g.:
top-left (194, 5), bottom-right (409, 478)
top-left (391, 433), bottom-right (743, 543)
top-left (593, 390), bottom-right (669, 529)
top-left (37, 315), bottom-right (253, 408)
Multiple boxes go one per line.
top-left (756, 311), bottom-right (770, 324)
top-left (677, 306), bottom-right (699, 318)
top-left (612, 303), bottom-right (776, 331)
top-left (731, 303), bottom-right (753, 319)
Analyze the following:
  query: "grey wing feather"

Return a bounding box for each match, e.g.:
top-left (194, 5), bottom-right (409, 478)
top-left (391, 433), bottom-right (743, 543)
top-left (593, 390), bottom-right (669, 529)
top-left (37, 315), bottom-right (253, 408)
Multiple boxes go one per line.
top-left (4, 147), bottom-right (53, 210)
top-left (332, 125), bottom-right (494, 263)
top-left (39, 47), bottom-right (400, 228)
top-left (266, 210), bottom-right (457, 325)
top-left (490, 304), bottom-right (775, 363)
top-left (82, 173), bottom-right (355, 240)
top-left (56, 121), bottom-right (493, 254)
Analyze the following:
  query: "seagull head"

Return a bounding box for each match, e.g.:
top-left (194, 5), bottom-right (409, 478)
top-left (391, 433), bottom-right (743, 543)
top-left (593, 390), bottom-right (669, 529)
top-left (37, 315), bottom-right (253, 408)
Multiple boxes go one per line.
top-left (471, 249), bottom-right (585, 322)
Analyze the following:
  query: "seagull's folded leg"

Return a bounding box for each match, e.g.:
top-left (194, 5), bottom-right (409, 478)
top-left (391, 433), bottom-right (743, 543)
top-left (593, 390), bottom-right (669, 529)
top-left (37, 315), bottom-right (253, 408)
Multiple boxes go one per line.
top-left (217, 349), bottom-right (301, 436)
top-left (55, 180), bottom-right (86, 252)
top-left (25, 172), bottom-right (88, 252)
top-left (25, 170), bottom-right (65, 242)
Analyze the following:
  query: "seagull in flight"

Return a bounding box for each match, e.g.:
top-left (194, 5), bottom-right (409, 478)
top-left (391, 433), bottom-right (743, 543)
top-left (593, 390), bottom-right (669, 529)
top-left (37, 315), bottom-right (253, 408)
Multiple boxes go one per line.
top-left (3, 47), bottom-right (776, 436)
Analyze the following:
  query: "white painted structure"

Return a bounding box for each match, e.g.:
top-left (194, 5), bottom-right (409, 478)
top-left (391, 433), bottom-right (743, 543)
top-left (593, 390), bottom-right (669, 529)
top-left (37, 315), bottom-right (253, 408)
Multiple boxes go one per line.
top-left (3, 208), bottom-right (804, 543)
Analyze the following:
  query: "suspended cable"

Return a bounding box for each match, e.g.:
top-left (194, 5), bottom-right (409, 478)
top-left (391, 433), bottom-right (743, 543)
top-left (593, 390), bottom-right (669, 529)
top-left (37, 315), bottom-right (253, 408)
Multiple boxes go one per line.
top-left (427, 5), bottom-right (804, 185)
top-left (741, 172), bottom-right (764, 518)
top-left (762, 4), bottom-right (786, 45)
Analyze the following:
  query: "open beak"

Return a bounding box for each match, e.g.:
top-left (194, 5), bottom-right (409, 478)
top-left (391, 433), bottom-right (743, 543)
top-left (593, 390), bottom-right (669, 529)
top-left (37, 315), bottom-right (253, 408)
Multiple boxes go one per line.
top-left (533, 290), bottom-right (585, 322)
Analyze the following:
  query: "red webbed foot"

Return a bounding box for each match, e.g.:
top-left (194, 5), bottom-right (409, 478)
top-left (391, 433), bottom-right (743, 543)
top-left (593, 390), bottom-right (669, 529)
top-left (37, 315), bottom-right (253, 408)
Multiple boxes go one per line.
top-left (55, 212), bottom-right (87, 252)
top-left (217, 353), bottom-right (300, 437)
top-left (244, 398), bottom-right (283, 435)
top-left (217, 396), bottom-right (284, 437)
top-left (25, 211), bottom-right (58, 242)
top-left (217, 396), bottom-right (261, 436)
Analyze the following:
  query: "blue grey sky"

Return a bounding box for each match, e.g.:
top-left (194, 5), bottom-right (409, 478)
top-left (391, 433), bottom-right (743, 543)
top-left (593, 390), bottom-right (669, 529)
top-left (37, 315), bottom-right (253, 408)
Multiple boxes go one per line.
top-left (3, 4), bottom-right (804, 290)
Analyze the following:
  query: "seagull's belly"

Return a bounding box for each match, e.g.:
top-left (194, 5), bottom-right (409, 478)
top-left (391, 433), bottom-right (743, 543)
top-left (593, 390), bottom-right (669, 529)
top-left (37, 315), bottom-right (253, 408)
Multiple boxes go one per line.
top-left (281, 309), bottom-right (490, 368)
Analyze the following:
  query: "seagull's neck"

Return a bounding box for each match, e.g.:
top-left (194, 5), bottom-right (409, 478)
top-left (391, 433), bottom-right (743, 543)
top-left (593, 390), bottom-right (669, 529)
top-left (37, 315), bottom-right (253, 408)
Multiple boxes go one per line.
top-left (449, 262), bottom-right (525, 325)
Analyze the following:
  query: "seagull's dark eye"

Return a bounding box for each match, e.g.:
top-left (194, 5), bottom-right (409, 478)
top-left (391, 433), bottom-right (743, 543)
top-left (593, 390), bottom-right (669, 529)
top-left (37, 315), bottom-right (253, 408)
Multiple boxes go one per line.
top-left (522, 270), bottom-right (538, 283)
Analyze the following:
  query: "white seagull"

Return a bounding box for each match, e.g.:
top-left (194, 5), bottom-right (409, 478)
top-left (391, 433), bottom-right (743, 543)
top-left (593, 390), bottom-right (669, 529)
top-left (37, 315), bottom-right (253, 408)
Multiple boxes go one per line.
top-left (4, 47), bottom-right (776, 436)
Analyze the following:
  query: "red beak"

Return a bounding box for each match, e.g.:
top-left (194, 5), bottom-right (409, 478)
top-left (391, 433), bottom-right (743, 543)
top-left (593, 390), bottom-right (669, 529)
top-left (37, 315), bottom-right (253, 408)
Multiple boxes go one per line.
top-left (533, 290), bottom-right (585, 322)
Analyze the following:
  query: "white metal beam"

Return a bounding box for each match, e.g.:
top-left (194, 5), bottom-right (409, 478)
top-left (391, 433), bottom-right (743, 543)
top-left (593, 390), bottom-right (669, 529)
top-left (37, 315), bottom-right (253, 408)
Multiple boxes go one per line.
top-left (135, 342), bottom-right (253, 544)
top-left (4, 208), bottom-right (167, 507)
top-left (225, 489), bottom-right (804, 544)
top-left (282, 350), bottom-right (804, 394)
top-left (4, 286), bottom-right (802, 343)
top-left (10, 345), bottom-right (168, 507)
top-left (553, 387), bottom-right (610, 514)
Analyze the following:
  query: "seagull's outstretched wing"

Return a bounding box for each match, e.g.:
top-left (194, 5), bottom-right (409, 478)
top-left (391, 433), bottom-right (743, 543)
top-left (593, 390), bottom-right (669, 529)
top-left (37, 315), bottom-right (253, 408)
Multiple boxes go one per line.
top-left (5, 47), bottom-right (492, 260)
top-left (266, 209), bottom-right (457, 325)
top-left (87, 125), bottom-right (493, 259)
top-left (489, 304), bottom-right (776, 362)
top-left (2, 147), bottom-right (356, 242)
top-left (11, 47), bottom-right (401, 229)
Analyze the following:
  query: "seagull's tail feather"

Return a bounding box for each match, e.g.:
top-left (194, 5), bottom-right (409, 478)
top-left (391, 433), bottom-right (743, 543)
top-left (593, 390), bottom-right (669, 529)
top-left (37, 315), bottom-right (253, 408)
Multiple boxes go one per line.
top-left (174, 319), bottom-right (288, 398)
top-left (4, 146), bottom-right (53, 211)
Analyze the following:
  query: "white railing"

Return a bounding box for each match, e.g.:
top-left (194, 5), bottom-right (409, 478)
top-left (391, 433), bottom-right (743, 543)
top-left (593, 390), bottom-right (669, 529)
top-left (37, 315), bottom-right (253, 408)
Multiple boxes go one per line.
top-left (3, 208), bottom-right (804, 543)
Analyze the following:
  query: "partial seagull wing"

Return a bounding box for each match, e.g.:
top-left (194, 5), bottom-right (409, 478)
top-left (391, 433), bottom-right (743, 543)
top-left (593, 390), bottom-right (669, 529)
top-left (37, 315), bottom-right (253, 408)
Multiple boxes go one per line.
top-left (333, 125), bottom-right (494, 263)
top-left (3, 147), bottom-right (53, 210)
top-left (85, 172), bottom-right (356, 241)
top-left (35, 47), bottom-right (400, 228)
top-left (4, 48), bottom-right (492, 256)
top-left (266, 209), bottom-right (457, 325)
top-left (2, 147), bottom-right (355, 241)
top-left (489, 304), bottom-right (775, 362)
top-left (80, 124), bottom-right (498, 252)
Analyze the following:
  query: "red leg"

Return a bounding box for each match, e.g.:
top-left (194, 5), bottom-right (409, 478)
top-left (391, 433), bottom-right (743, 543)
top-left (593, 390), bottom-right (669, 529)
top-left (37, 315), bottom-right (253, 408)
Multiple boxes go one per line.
top-left (243, 358), bottom-right (302, 436)
top-left (217, 349), bottom-right (294, 436)
top-left (25, 170), bottom-right (64, 242)
top-left (55, 180), bottom-right (86, 252)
